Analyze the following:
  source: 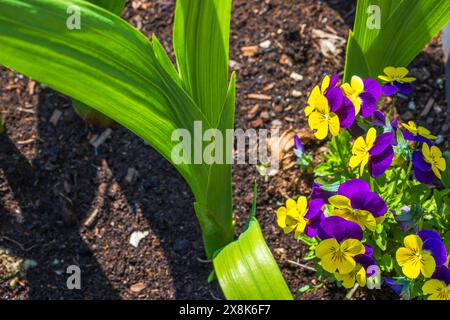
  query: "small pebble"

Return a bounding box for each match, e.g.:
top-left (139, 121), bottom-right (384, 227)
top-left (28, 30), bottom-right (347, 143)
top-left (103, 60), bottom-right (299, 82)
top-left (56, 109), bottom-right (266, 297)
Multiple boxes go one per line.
top-left (291, 90), bottom-right (302, 98)
top-left (408, 101), bottom-right (416, 111)
top-left (435, 135), bottom-right (444, 145)
top-left (433, 105), bottom-right (442, 114)
top-left (290, 72), bottom-right (303, 82)
top-left (259, 40), bottom-right (271, 49)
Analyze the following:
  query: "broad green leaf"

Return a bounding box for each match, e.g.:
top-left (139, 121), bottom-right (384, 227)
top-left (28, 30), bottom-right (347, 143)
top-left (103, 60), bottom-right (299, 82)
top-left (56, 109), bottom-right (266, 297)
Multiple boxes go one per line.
top-left (344, 0), bottom-right (450, 81)
top-left (0, 0), bottom-right (211, 222)
top-left (213, 218), bottom-right (293, 300)
top-left (173, 0), bottom-right (231, 125)
top-left (0, 0), bottom-right (237, 259)
top-left (71, 0), bottom-right (128, 127)
top-left (87, 0), bottom-right (126, 15)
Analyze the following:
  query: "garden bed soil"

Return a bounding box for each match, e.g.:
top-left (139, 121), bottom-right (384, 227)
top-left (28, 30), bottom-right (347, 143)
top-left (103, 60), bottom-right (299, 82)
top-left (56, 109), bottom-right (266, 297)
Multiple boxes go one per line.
top-left (0, 0), bottom-right (448, 299)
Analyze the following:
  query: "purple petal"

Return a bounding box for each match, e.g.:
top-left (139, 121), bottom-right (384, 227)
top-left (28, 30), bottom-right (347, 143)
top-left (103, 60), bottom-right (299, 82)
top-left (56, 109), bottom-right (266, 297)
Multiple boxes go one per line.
top-left (418, 229), bottom-right (442, 242)
top-left (369, 146), bottom-right (394, 178)
top-left (422, 238), bottom-right (447, 266)
top-left (294, 135), bottom-right (304, 154)
top-left (416, 135), bottom-right (433, 146)
top-left (334, 97), bottom-right (355, 128)
top-left (412, 150), bottom-right (431, 172)
top-left (355, 254), bottom-right (377, 272)
top-left (413, 166), bottom-right (435, 184)
top-left (402, 130), bottom-right (415, 141)
top-left (359, 92), bottom-right (377, 118)
top-left (394, 81), bottom-right (414, 95)
top-left (370, 133), bottom-right (394, 156)
top-left (328, 74), bottom-right (340, 89)
top-left (384, 277), bottom-right (403, 295)
top-left (363, 78), bottom-right (381, 99)
top-left (350, 190), bottom-right (387, 218)
top-left (305, 199), bottom-right (324, 219)
top-left (433, 266), bottom-right (450, 285)
top-left (364, 244), bottom-right (374, 257)
top-left (311, 183), bottom-right (336, 204)
top-left (304, 212), bottom-right (324, 237)
top-left (371, 110), bottom-right (387, 128)
top-left (381, 83), bottom-right (398, 96)
top-left (338, 179), bottom-right (371, 199)
top-left (318, 216), bottom-right (363, 242)
top-left (326, 87), bottom-right (343, 112)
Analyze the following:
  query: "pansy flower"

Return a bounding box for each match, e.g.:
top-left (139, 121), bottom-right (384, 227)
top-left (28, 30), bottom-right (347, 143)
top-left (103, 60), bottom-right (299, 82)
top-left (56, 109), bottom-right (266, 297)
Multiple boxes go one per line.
top-left (349, 128), bottom-right (394, 178)
top-left (418, 230), bottom-right (448, 267)
top-left (402, 121), bottom-right (436, 145)
top-left (341, 76), bottom-right (381, 118)
top-left (307, 94), bottom-right (340, 140)
top-left (310, 182), bottom-right (336, 205)
top-left (396, 234), bottom-right (436, 279)
top-left (305, 74), bottom-right (340, 116)
top-left (328, 179), bottom-right (387, 231)
top-left (316, 216), bottom-right (365, 274)
top-left (335, 244), bottom-right (378, 288)
top-left (412, 143), bottom-right (447, 184)
top-left (378, 67), bottom-right (415, 96)
top-left (423, 265), bottom-right (450, 300)
top-left (371, 110), bottom-right (398, 133)
top-left (276, 197), bottom-right (324, 238)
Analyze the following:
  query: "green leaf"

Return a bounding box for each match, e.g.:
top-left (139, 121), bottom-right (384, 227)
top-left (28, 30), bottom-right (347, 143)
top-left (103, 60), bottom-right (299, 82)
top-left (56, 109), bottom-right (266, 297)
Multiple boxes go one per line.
top-left (87, 0), bottom-right (126, 15)
top-left (442, 152), bottom-right (450, 189)
top-left (344, 0), bottom-right (450, 80)
top-left (213, 218), bottom-right (293, 300)
top-left (173, 0), bottom-right (231, 125)
top-left (71, 0), bottom-right (127, 127)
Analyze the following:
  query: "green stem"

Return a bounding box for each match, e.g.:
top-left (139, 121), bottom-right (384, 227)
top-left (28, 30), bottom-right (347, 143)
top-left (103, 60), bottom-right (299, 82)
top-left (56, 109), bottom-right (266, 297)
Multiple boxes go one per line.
top-left (334, 136), bottom-right (351, 177)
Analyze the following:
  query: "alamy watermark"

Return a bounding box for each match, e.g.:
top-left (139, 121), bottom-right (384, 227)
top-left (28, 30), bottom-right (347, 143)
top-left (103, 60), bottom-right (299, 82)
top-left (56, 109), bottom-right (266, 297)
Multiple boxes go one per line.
top-left (171, 121), bottom-right (281, 170)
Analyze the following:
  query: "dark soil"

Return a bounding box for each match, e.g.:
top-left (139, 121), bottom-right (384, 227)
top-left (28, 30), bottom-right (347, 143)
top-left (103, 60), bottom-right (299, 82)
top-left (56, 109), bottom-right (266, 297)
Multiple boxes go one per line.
top-left (0, 0), bottom-right (448, 300)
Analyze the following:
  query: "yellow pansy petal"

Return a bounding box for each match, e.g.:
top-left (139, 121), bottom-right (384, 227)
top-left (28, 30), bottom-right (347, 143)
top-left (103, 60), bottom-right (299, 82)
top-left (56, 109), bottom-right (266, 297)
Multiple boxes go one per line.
top-left (307, 85), bottom-right (321, 105)
top-left (402, 261), bottom-right (421, 279)
top-left (276, 207), bottom-right (287, 228)
top-left (315, 238), bottom-right (339, 259)
top-left (422, 143), bottom-right (431, 161)
top-left (432, 166), bottom-right (442, 180)
top-left (336, 254), bottom-right (357, 274)
top-left (352, 136), bottom-right (367, 154)
top-left (341, 239), bottom-right (365, 256)
top-left (421, 251), bottom-right (436, 278)
top-left (296, 196), bottom-right (308, 216)
top-left (335, 272), bottom-right (356, 289)
top-left (282, 224), bottom-right (297, 234)
top-left (328, 113), bottom-right (340, 136)
top-left (360, 212), bottom-right (377, 231)
top-left (436, 157), bottom-right (447, 171)
top-left (356, 266), bottom-right (367, 287)
top-left (320, 253), bottom-right (338, 273)
top-left (341, 83), bottom-right (352, 96)
top-left (378, 75), bottom-right (391, 82)
top-left (383, 67), bottom-right (397, 78)
top-left (360, 153), bottom-right (369, 176)
top-left (351, 76), bottom-right (364, 94)
top-left (308, 111), bottom-right (323, 129)
top-left (294, 219), bottom-right (307, 238)
top-left (396, 247), bottom-right (414, 266)
top-left (422, 279), bottom-right (445, 295)
top-left (349, 154), bottom-right (362, 168)
top-left (402, 121), bottom-right (417, 134)
top-left (286, 198), bottom-right (297, 210)
top-left (304, 106), bottom-right (313, 116)
top-left (329, 195), bottom-right (352, 209)
top-left (314, 122), bottom-right (329, 140)
top-left (315, 95), bottom-right (330, 114)
top-left (365, 128), bottom-right (377, 149)
top-left (402, 76), bottom-right (416, 83)
top-left (396, 67), bottom-right (409, 78)
top-left (404, 234), bottom-right (423, 252)
top-left (351, 97), bottom-right (362, 115)
top-left (321, 75), bottom-right (330, 93)
top-left (430, 145), bottom-right (442, 158)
